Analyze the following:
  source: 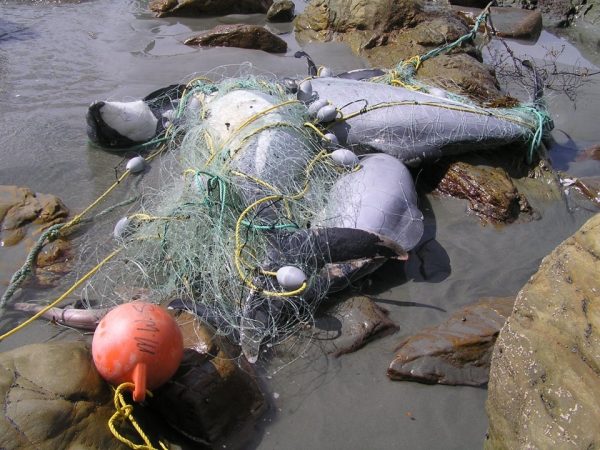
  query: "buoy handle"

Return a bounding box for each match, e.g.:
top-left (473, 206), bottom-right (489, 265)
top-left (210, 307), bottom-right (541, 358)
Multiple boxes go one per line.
top-left (132, 363), bottom-right (147, 402)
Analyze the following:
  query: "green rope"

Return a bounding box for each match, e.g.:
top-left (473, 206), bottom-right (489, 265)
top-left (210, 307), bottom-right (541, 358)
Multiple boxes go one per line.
top-left (0, 223), bottom-right (63, 309)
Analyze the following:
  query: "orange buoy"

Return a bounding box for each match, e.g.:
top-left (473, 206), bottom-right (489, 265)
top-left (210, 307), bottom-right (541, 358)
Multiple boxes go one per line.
top-left (92, 301), bottom-right (183, 402)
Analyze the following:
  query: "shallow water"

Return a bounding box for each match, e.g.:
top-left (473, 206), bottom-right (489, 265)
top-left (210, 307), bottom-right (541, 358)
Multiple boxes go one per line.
top-left (0, 1), bottom-right (599, 449)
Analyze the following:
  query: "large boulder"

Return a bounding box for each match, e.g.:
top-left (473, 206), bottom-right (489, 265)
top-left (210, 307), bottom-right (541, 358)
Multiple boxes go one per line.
top-left (485, 213), bottom-right (600, 448)
top-left (0, 341), bottom-right (121, 450)
top-left (185, 24), bottom-right (287, 53)
top-left (149, 0), bottom-right (274, 17)
top-left (295, 0), bottom-right (503, 100)
top-left (388, 297), bottom-right (515, 386)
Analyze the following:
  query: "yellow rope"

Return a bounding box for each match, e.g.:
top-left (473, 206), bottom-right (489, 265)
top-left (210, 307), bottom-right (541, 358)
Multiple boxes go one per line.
top-left (203, 101), bottom-right (302, 168)
top-left (303, 122), bottom-right (327, 139)
top-left (234, 195), bottom-right (308, 298)
top-left (58, 143), bottom-right (168, 236)
top-left (108, 382), bottom-right (168, 450)
top-left (0, 248), bottom-right (122, 341)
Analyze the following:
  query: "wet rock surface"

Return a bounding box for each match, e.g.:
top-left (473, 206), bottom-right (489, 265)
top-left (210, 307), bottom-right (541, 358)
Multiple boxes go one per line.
top-left (0, 185), bottom-right (68, 247)
top-left (151, 311), bottom-right (266, 448)
top-left (295, 0), bottom-right (503, 99)
top-left (305, 296), bottom-right (399, 356)
top-left (185, 24), bottom-right (287, 53)
top-left (0, 185), bottom-right (71, 287)
top-left (388, 297), bottom-right (514, 386)
top-left (266, 0), bottom-right (295, 22)
top-left (423, 160), bottom-right (534, 224)
top-left (0, 341), bottom-right (120, 450)
top-left (454, 5), bottom-right (543, 40)
top-left (275, 295), bottom-right (398, 357)
top-left (485, 213), bottom-right (600, 448)
top-left (149, 0), bottom-right (273, 18)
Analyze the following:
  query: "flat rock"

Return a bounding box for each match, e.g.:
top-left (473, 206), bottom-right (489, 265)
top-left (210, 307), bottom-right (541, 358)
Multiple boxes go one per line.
top-left (0, 341), bottom-right (121, 450)
top-left (485, 213), bottom-right (600, 448)
top-left (388, 297), bottom-right (514, 386)
top-left (295, 0), bottom-right (504, 100)
top-left (313, 296), bottom-right (399, 356)
top-left (150, 311), bottom-right (266, 448)
top-left (453, 5), bottom-right (542, 41)
top-left (266, 0), bottom-right (295, 22)
top-left (184, 24), bottom-right (287, 53)
top-left (276, 295), bottom-right (398, 357)
top-left (424, 160), bottom-right (534, 224)
top-left (149, 0), bottom-right (273, 17)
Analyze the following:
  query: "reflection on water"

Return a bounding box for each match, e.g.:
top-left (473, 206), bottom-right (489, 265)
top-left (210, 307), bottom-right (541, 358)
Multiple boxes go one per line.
top-left (0, 1), bottom-right (599, 449)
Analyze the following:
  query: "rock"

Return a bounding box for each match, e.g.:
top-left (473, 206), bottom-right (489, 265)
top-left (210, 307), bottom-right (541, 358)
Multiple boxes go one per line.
top-left (388, 297), bottom-right (514, 386)
top-left (34, 237), bottom-right (72, 287)
top-left (576, 144), bottom-right (600, 161)
top-left (424, 160), bottom-right (534, 224)
top-left (295, 0), bottom-right (504, 100)
top-left (0, 341), bottom-right (121, 450)
top-left (150, 311), bottom-right (266, 448)
top-left (538, 0), bottom-right (583, 27)
top-left (485, 213), bottom-right (600, 448)
top-left (311, 296), bottom-right (399, 356)
top-left (149, 0), bottom-right (274, 18)
top-left (0, 185), bottom-right (68, 247)
top-left (0, 185), bottom-right (72, 288)
top-left (266, 0), bottom-right (295, 22)
top-left (416, 54), bottom-right (501, 102)
top-left (571, 176), bottom-right (600, 206)
top-left (184, 24), bottom-right (287, 53)
top-left (454, 6), bottom-right (543, 41)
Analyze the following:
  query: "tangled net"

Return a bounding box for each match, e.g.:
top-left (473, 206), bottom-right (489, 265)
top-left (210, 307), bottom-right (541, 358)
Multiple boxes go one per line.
top-left (79, 69), bottom-right (354, 360)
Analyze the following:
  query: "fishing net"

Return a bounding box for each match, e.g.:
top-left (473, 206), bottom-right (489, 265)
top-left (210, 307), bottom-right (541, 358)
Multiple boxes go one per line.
top-left (1, 7), bottom-right (554, 361)
top-left (77, 69), bottom-right (355, 362)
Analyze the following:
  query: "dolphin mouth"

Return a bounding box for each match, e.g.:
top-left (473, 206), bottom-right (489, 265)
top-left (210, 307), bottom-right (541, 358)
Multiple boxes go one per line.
top-left (86, 101), bottom-right (137, 149)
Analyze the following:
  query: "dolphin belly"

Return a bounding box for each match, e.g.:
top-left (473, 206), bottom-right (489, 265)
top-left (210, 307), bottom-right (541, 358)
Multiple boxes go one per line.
top-left (318, 153), bottom-right (424, 251)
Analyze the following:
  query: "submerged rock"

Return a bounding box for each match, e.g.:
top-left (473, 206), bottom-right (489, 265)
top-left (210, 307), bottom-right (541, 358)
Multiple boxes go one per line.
top-left (388, 297), bottom-right (514, 386)
top-left (150, 311), bottom-right (266, 448)
top-left (276, 296), bottom-right (398, 357)
top-left (301, 296), bottom-right (398, 356)
top-left (266, 0), bottom-right (295, 22)
top-left (424, 160), bottom-right (534, 224)
top-left (149, 0), bottom-right (273, 17)
top-left (185, 24), bottom-right (287, 53)
top-left (0, 185), bottom-right (71, 287)
top-left (0, 341), bottom-right (120, 450)
top-left (295, 0), bottom-right (503, 99)
top-left (485, 213), bottom-right (600, 448)
top-left (0, 185), bottom-right (68, 247)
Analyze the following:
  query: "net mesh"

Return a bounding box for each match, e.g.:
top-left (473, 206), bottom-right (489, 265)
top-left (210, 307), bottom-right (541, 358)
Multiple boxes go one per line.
top-left (80, 70), bottom-right (352, 360)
